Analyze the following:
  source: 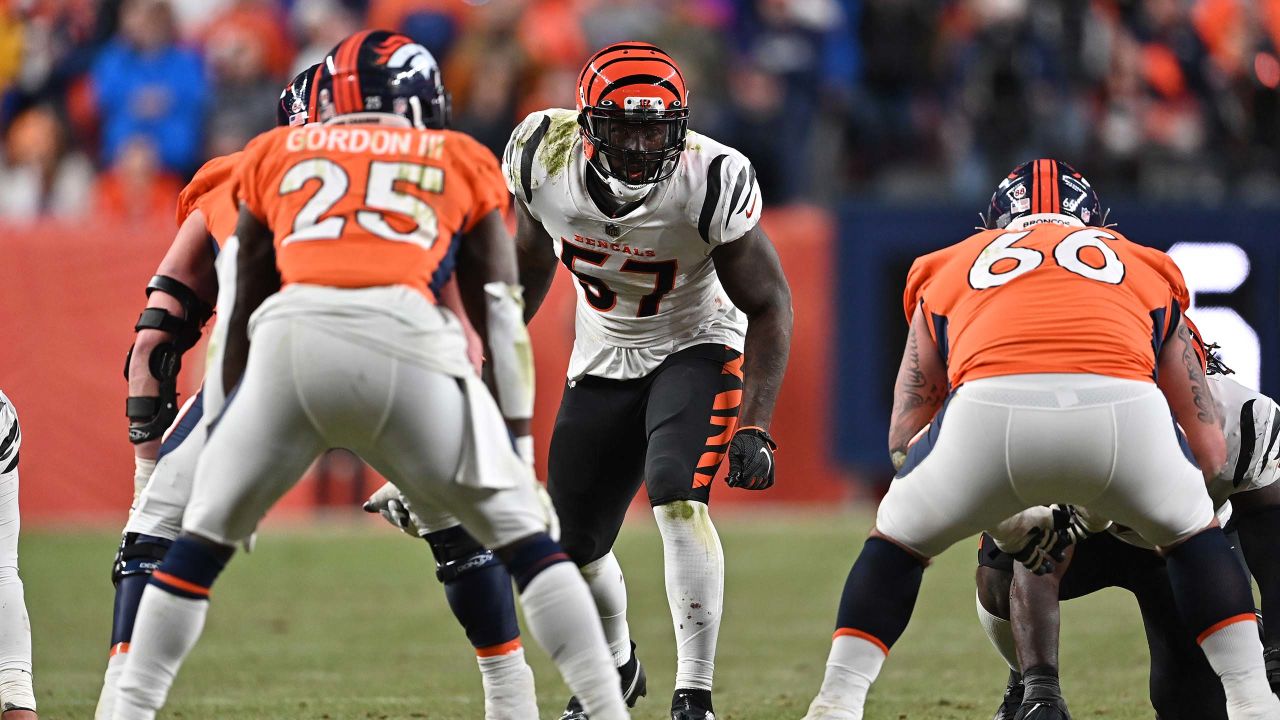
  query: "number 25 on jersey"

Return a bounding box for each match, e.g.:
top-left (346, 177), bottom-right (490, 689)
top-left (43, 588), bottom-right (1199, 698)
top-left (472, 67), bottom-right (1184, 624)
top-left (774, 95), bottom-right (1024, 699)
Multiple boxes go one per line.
top-left (279, 159), bottom-right (444, 248)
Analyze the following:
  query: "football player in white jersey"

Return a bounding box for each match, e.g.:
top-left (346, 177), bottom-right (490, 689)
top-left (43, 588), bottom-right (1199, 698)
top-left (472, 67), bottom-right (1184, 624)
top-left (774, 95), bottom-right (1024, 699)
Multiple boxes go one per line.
top-left (976, 341), bottom-right (1280, 720)
top-left (0, 394), bottom-right (36, 719)
top-left (501, 42), bottom-right (793, 720)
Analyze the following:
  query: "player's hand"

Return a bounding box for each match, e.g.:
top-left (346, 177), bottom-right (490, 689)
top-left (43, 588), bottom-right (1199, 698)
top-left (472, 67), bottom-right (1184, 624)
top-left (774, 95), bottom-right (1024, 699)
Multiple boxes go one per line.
top-left (726, 426), bottom-right (777, 490)
top-left (362, 482), bottom-right (422, 537)
top-left (995, 505), bottom-right (1092, 575)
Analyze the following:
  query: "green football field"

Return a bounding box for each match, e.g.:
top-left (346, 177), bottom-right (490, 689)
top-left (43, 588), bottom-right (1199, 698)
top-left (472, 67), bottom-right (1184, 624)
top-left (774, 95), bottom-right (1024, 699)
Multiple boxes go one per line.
top-left (27, 512), bottom-right (1161, 719)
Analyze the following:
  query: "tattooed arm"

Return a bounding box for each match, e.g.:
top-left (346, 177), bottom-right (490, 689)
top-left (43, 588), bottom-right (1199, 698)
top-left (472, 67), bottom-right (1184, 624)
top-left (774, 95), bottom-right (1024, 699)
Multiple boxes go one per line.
top-left (888, 306), bottom-right (949, 470)
top-left (1157, 316), bottom-right (1227, 482)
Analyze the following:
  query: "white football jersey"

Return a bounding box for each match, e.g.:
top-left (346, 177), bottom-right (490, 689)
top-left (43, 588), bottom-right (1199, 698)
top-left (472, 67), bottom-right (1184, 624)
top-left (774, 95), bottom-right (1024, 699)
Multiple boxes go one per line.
top-left (0, 390), bottom-right (18, 474)
top-left (1110, 373), bottom-right (1279, 549)
top-left (502, 109), bottom-right (762, 380)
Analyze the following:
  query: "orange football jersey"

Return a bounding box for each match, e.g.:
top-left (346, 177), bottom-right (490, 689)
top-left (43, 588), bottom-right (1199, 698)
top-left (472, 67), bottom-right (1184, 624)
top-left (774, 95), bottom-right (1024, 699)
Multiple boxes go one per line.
top-left (175, 152), bottom-right (242, 245)
top-left (235, 123), bottom-right (507, 299)
top-left (903, 222), bottom-right (1189, 388)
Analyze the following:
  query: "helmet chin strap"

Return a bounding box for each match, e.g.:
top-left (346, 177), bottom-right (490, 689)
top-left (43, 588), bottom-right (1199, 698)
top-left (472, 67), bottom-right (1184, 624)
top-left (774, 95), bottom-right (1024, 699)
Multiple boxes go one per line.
top-left (588, 160), bottom-right (652, 202)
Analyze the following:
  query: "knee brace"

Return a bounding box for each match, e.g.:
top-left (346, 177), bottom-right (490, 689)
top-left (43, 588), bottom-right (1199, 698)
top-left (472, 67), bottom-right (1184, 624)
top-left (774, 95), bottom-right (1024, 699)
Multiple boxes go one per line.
top-left (425, 526), bottom-right (501, 583)
top-left (125, 276), bottom-right (213, 444)
top-left (111, 533), bottom-right (173, 586)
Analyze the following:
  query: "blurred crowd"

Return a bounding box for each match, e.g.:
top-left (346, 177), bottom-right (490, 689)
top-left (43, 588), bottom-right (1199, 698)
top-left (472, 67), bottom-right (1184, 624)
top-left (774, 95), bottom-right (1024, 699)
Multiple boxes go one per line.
top-left (1, 0), bottom-right (1279, 222)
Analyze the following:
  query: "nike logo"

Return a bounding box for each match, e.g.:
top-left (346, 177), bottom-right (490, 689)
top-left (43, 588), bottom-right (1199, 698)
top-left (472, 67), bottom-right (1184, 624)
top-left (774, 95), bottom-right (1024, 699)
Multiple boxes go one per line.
top-left (745, 196), bottom-right (757, 218)
top-left (759, 447), bottom-right (772, 476)
top-left (1025, 703), bottom-right (1048, 719)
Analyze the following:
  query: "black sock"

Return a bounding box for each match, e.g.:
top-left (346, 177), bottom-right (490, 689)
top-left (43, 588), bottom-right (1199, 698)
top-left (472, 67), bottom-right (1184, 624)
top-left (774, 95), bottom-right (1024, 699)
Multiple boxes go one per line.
top-left (1165, 528), bottom-right (1256, 638)
top-left (1022, 664), bottom-right (1062, 702)
top-left (833, 537), bottom-right (926, 649)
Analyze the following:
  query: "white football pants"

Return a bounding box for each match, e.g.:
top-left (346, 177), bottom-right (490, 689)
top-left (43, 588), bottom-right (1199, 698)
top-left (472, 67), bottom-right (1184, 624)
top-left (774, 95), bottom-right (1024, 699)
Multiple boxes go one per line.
top-left (876, 373), bottom-right (1216, 557)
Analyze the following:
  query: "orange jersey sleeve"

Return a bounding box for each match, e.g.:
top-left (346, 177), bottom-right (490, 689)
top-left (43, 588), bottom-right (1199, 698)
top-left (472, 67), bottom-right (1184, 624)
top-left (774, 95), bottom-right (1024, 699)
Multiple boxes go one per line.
top-left (176, 152), bottom-right (242, 246)
top-left (907, 223), bottom-right (1186, 388)
top-left (236, 125), bottom-right (506, 299)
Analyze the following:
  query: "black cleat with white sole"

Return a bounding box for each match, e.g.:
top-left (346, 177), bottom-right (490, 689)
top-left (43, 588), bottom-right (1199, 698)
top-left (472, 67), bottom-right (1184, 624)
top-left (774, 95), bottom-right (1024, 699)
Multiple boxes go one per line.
top-left (559, 642), bottom-right (647, 719)
top-left (1014, 697), bottom-right (1071, 720)
top-left (671, 688), bottom-right (715, 720)
top-left (994, 670), bottom-right (1024, 720)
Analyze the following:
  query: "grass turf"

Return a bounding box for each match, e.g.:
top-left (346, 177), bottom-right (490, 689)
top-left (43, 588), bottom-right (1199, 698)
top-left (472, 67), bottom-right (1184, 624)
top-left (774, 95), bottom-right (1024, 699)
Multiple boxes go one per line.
top-left (28, 512), bottom-right (1156, 719)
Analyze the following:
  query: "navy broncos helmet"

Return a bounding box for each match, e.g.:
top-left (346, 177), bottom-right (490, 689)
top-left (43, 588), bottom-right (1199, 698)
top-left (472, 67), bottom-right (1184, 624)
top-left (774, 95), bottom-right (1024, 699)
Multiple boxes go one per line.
top-left (318, 30), bottom-right (451, 129)
top-left (277, 63), bottom-right (325, 127)
top-left (983, 159), bottom-right (1105, 229)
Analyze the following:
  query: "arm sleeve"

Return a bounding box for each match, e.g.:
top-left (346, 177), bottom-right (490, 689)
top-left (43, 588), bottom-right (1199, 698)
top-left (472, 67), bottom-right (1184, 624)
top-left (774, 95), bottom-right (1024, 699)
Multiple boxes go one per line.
top-left (686, 147), bottom-right (762, 247)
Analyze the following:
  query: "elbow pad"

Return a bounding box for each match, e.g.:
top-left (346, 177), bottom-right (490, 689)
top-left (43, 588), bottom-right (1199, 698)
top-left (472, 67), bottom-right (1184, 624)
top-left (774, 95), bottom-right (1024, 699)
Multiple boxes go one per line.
top-left (484, 282), bottom-right (534, 420)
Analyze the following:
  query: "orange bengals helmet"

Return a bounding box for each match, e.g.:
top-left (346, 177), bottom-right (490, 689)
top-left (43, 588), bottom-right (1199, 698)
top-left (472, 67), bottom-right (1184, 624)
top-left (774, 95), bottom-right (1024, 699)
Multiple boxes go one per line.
top-left (577, 41), bottom-right (689, 185)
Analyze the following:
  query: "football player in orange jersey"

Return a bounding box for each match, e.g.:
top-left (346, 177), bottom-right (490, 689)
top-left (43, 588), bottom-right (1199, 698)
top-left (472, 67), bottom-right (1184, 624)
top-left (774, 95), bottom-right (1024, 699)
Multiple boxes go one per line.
top-left (969, 290), bottom-right (1280, 717)
top-left (110, 31), bottom-right (628, 720)
top-left (103, 56), bottom-right (543, 720)
top-left (802, 159), bottom-right (1280, 720)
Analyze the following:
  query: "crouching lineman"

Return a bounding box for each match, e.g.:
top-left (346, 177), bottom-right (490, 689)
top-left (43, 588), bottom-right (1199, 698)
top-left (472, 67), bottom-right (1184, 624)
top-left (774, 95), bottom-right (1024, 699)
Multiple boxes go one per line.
top-left (977, 348), bottom-right (1280, 720)
top-left (100, 57), bottom-right (545, 719)
top-left (803, 159), bottom-right (1280, 720)
top-left (112, 30), bottom-right (626, 720)
top-left (0, 395), bottom-right (36, 719)
top-left (506, 41), bottom-right (793, 720)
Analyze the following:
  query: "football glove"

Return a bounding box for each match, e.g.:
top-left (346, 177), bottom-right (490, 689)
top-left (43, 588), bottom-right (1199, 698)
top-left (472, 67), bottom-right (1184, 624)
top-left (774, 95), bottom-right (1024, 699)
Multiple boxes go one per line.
top-left (726, 426), bottom-right (777, 490)
top-left (362, 482), bottom-right (423, 537)
top-left (993, 505), bottom-right (1095, 575)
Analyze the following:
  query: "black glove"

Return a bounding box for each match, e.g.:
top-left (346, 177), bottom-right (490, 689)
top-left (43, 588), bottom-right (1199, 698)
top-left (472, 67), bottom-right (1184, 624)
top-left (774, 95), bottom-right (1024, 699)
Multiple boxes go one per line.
top-left (726, 426), bottom-right (777, 490)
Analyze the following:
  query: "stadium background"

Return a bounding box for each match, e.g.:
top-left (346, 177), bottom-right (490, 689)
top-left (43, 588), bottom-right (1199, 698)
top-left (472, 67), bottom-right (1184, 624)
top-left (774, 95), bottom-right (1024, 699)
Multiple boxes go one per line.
top-left (2, 0), bottom-right (1278, 521)
top-left (1, 1), bottom-right (1279, 718)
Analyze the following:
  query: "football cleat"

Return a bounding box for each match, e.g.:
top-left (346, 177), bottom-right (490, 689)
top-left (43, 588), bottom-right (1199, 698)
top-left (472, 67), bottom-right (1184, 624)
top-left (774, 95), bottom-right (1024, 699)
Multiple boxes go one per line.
top-left (994, 670), bottom-right (1025, 720)
top-left (671, 688), bottom-right (715, 720)
top-left (559, 642), bottom-right (647, 719)
top-left (1014, 697), bottom-right (1071, 720)
top-left (1263, 645), bottom-right (1280, 694)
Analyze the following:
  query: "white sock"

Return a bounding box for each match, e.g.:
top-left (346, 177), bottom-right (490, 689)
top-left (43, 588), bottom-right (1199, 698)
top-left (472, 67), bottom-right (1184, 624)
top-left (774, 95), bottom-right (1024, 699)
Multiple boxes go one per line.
top-left (0, 568), bottom-right (33, 711)
top-left (804, 634), bottom-right (887, 720)
top-left (976, 592), bottom-right (1019, 672)
top-left (112, 587), bottom-right (210, 720)
top-left (95, 651), bottom-right (129, 719)
top-left (476, 646), bottom-right (538, 720)
top-left (519, 562), bottom-right (628, 720)
top-left (654, 501), bottom-right (723, 691)
top-left (1197, 617), bottom-right (1280, 719)
top-left (580, 552), bottom-right (632, 666)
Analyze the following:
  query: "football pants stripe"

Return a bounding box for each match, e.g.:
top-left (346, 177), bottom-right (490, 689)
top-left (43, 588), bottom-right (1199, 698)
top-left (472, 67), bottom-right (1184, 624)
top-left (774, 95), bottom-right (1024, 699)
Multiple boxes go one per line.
top-left (1196, 613), bottom-right (1257, 645)
top-left (833, 627), bottom-right (891, 656)
top-left (151, 570), bottom-right (211, 599)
